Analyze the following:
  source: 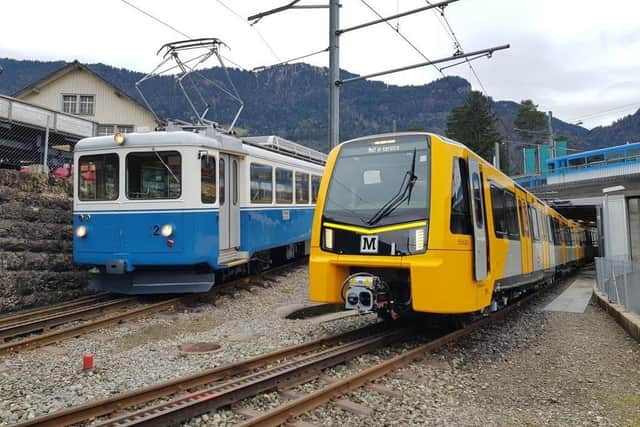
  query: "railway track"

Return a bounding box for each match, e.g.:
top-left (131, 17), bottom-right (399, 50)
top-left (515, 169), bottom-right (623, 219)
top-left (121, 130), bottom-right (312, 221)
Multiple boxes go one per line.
top-left (0, 298), bottom-right (180, 356)
top-left (14, 324), bottom-right (396, 427)
top-left (0, 296), bottom-right (135, 342)
top-left (16, 289), bottom-right (539, 427)
top-left (0, 293), bottom-right (111, 326)
top-left (241, 291), bottom-right (539, 427)
top-left (0, 259), bottom-right (306, 357)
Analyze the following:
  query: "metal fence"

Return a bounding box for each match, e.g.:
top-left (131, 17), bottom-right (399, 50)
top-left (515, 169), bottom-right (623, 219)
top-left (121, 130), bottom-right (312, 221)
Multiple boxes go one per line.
top-left (595, 257), bottom-right (640, 313)
top-left (0, 95), bottom-right (96, 177)
top-left (0, 115), bottom-right (75, 176)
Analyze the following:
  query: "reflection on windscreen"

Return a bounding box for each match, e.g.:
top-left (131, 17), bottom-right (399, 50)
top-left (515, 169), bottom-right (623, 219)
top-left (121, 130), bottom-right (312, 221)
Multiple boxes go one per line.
top-left (78, 154), bottom-right (118, 201)
top-left (324, 137), bottom-right (430, 225)
top-left (126, 151), bottom-right (182, 200)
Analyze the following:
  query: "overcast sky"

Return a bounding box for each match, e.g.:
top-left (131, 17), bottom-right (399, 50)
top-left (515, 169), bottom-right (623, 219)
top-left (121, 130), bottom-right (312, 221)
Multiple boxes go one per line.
top-left (1, 0), bottom-right (638, 129)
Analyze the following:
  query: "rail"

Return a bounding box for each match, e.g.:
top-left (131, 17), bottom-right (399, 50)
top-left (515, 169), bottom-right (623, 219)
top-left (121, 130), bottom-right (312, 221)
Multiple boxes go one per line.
top-left (14, 324), bottom-right (390, 427)
top-left (241, 289), bottom-right (539, 426)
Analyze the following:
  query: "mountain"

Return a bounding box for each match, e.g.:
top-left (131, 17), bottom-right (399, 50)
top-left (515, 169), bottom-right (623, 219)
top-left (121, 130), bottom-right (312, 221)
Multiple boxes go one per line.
top-left (1, 57), bottom-right (637, 174)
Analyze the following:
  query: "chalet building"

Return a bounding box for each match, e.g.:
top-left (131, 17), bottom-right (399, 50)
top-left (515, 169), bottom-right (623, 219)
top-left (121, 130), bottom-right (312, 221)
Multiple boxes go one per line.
top-left (14, 61), bottom-right (157, 135)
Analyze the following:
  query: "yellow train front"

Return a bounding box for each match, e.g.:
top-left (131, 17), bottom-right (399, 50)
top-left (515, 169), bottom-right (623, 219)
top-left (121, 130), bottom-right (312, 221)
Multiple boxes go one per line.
top-left (309, 132), bottom-right (592, 319)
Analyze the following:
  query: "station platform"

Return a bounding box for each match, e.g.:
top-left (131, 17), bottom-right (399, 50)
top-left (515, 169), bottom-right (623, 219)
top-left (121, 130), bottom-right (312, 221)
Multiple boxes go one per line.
top-left (544, 277), bottom-right (594, 313)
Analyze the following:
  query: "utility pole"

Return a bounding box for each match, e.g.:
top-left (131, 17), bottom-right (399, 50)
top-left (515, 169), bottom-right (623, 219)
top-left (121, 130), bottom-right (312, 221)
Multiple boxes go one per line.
top-left (328, 0), bottom-right (340, 150)
top-left (249, 0), bottom-right (509, 152)
top-left (494, 142), bottom-right (500, 170)
top-left (547, 111), bottom-right (555, 157)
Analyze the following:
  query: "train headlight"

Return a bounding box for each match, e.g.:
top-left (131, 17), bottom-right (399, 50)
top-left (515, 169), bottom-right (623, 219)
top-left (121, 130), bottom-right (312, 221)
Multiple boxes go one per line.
top-left (414, 228), bottom-right (425, 251)
top-left (324, 228), bottom-right (334, 249)
top-left (114, 132), bottom-right (126, 145)
top-left (75, 225), bottom-right (88, 238)
top-left (161, 224), bottom-right (174, 237)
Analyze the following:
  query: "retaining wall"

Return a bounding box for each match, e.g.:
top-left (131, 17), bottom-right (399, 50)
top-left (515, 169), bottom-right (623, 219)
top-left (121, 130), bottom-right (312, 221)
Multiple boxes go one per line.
top-left (0, 170), bottom-right (89, 313)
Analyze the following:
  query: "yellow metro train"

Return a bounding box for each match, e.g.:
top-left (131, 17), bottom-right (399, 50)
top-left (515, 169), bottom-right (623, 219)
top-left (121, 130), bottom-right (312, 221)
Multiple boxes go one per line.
top-left (309, 132), bottom-right (596, 319)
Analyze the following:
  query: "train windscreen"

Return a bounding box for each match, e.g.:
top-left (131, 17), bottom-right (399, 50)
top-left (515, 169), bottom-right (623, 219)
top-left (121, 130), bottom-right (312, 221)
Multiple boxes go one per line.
top-left (323, 135), bottom-right (430, 227)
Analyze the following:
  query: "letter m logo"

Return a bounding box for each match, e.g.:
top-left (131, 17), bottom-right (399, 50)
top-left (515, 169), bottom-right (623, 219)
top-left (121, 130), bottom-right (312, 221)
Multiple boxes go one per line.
top-left (360, 235), bottom-right (379, 254)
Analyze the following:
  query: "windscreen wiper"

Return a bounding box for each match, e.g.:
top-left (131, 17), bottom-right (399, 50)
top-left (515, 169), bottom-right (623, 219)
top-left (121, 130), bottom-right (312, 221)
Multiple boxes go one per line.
top-left (152, 149), bottom-right (180, 184)
top-left (366, 148), bottom-right (417, 226)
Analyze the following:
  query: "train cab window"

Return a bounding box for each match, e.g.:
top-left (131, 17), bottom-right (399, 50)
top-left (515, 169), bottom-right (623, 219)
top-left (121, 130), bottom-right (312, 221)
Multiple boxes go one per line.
top-left (295, 172), bottom-right (310, 204)
top-left (450, 158), bottom-right (471, 235)
top-left (126, 151), bottom-right (181, 200)
top-left (200, 156), bottom-right (216, 204)
top-left (78, 154), bottom-right (119, 201)
top-left (311, 175), bottom-right (321, 203)
top-left (219, 158), bottom-right (225, 206)
top-left (250, 163), bottom-right (273, 204)
top-left (276, 168), bottom-right (293, 204)
top-left (548, 163), bottom-right (555, 172)
top-left (471, 173), bottom-right (483, 228)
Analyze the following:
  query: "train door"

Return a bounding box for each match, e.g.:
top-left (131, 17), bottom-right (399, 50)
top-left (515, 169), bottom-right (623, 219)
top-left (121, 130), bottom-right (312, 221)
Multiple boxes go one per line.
top-left (517, 196), bottom-right (532, 274)
top-left (218, 154), bottom-right (241, 250)
top-left (528, 202), bottom-right (544, 272)
top-left (468, 158), bottom-right (488, 281)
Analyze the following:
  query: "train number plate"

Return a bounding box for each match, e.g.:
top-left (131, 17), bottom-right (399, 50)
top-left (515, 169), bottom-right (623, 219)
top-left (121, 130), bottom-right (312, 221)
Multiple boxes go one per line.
top-left (360, 235), bottom-right (379, 253)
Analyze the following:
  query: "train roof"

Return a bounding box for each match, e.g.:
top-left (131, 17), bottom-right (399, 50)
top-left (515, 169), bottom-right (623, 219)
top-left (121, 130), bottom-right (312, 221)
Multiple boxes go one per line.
top-left (546, 141), bottom-right (640, 163)
top-left (75, 130), bottom-right (242, 153)
top-left (75, 129), bottom-right (326, 166)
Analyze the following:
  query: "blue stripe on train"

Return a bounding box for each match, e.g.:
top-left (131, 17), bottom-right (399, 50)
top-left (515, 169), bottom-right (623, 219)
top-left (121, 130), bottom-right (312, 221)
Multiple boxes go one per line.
top-left (73, 206), bottom-right (315, 270)
top-left (240, 207), bottom-right (315, 254)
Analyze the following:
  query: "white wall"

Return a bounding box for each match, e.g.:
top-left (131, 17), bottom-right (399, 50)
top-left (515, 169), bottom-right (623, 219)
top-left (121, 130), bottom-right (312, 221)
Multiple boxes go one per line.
top-left (20, 68), bottom-right (156, 132)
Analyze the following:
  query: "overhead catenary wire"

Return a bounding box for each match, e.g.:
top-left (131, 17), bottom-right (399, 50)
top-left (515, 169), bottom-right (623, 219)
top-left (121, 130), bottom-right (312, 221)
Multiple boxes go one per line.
top-left (359, 0), bottom-right (445, 78)
top-left (214, 0), bottom-right (282, 62)
top-left (119, 0), bottom-right (250, 71)
top-left (252, 47), bottom-right (330, 72)
top-left (567, 102), bottom-right (640, 123)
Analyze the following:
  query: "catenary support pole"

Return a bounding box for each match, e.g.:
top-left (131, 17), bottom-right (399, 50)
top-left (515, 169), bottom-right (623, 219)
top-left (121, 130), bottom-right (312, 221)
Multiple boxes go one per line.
top-left (328, 0), bottom-right (340, 150)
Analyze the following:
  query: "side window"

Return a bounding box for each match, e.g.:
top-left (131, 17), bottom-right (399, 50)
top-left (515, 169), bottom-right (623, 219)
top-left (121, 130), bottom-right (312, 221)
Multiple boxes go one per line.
top-left (232, 160), bottom-right (238, 205)
top-left (471, 173), bottom-right (483, 228)
top-left (311, 175), bottom-right (322, 203)
top-left (200, 155), bottom-right (216, 204)
top-left (490, 184), bottom-right (506, 238)
top-left (276, 168), bottom-right (293, 204)
top-left (219, 158), bottom-right (225, 206)
top-left (295, 172), bottom-right (310, 204)
top-left (450, 158), bottom-right (472, 235)
top-left (250, 163), bottom-right (273, 204)
top-left (504, 190), bottom-right (520, 240)
top-left (78, 154), bottom-right (119, 201)
top-left (529, 205), bottom-right (540, 241)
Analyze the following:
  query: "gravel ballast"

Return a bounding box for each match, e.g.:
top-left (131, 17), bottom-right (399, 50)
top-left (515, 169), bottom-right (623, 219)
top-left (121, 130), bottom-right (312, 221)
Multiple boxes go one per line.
top-left (1, 268), bottom-right (639, 426)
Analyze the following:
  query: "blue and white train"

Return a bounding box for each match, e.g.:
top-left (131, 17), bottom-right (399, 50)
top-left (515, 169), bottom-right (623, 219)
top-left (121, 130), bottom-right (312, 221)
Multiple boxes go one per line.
top-left (72, 126), bottom-right (325, 294)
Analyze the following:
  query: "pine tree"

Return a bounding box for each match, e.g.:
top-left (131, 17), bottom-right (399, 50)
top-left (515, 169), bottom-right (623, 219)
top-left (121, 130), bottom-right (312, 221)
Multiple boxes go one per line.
top-left (514, 99), bottom-right (547, 144)
top-left (445, 91), bottom-right (502, 163)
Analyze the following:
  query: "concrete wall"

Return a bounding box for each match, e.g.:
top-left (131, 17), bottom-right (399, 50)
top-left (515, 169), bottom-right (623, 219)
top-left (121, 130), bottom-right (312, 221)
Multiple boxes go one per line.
top-left (0, 170), bottom-right (89, 313)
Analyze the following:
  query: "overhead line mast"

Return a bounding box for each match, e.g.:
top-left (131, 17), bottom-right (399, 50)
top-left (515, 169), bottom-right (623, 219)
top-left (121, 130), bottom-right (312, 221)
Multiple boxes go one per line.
top-left (249, 0), bottom-right (509, 151)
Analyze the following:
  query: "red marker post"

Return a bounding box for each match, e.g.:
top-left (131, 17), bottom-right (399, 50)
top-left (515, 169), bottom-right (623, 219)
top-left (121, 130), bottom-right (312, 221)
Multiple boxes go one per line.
top-left (82, 352), bottom-right (94, 371)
